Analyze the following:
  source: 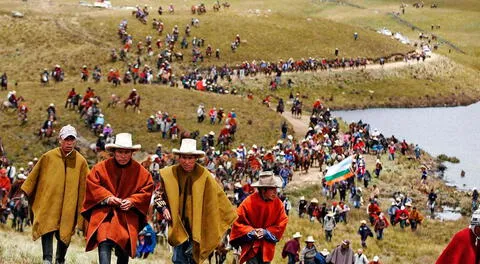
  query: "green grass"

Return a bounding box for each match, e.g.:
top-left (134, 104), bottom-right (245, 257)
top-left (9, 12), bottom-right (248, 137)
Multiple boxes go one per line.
top-left (0, 81), bottom-right (287, 166)
top-left (0, 0), bottom-right (478, 262)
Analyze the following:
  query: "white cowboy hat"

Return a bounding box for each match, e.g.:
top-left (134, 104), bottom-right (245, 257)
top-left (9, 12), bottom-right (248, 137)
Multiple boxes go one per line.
top-left (300, 196), bottom-right (305, 200)
top-left (311, 198), bottom-right (319, 204)
top-left (305, 236), bottom-right (315, 243)
top-left (105, 133), bottom-right (141, 151)
top-left (373, 256), bottom-right (380, 262)
top-left (209, 131), bottom-right (215, 136)
top-left (361, 220), bottom-right (367, 224)
top-left (17, 173), bottom-right (27, 180)
top-left (251, 171), bottom-right (282, 188)
top-left (320, 248), bottom-right (330, 255)
top-left (292, 232), bottom-right (302, 239)
top-left (172, 138), bottom-right (205, 156)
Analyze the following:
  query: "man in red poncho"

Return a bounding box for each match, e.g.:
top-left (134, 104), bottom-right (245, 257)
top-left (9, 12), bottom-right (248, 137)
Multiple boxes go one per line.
top-left (0, 168), bottom-right (11, 193)
top-left (436, 209), bottom-right (480, 264)
top-left (82, 133), bottom-right (153, 264)
top-left (230, 171), bottom-right (288, 263)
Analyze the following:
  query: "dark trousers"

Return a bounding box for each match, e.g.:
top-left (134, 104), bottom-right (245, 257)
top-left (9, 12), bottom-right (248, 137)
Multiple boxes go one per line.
top-left (247, 253), bottom-right (270, 264)
top-left (41, 231), bottom-right (69, 264)
top-left (173, 240), bottom-right (196, 264)
top-left (98, 240), bottom-right (129, 264)
top-left (287, 253), bottom-right (296, 264)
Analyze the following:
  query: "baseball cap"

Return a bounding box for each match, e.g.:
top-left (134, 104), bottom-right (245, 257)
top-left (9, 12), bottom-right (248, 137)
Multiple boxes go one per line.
top-left (59, 125), bottom-right (77, 140)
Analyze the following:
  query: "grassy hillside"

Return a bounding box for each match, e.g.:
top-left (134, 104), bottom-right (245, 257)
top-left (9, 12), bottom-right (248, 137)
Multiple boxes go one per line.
top-left (0, 0), bottom-right (478, 262)
top-left (0, 0), bottom-right (411, 83)
top-left (0, 81), bottom-right (286, 166)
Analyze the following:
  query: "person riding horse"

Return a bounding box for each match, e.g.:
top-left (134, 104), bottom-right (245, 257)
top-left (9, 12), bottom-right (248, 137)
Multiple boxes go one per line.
top-left (276, 99), bottom-right (285, 114)
top-left (7, 90), bottom-right (18, 109)
top-left (125, 89), bottom-right (141, 111)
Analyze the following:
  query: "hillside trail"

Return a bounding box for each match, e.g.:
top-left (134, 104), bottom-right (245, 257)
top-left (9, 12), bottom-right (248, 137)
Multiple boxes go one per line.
top-left (275, 55), bottom-right (443, 186)
top-left (281, 107), bottom-right (378, 187)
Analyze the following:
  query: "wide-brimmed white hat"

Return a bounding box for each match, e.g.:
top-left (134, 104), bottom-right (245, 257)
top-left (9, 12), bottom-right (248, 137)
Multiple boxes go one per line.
top-left (251, 171), bottom-right (282, 188)
top-left (105, 133), bottom-right (141, 151)
top-left (172, 138), bottom-right (205, 156)
top-left (311, 198), bottom-right (319, 203)
top-left (292, 232), bottom-right (302, 238)
top-left (320, 248), bottom-right (330, 255)
top-left (17, 173), bottom-right (27, 180)
top-left (305, 236), bottom-right (315, 243)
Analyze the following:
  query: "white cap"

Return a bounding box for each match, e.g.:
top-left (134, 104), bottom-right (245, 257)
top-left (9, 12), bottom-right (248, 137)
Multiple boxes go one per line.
top-left (59, 125), bottom-right (77, 140)
top-left (373, 256), bottom-right (379, 262)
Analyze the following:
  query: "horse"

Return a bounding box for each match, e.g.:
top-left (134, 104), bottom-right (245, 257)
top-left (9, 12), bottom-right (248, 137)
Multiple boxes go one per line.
top-left (124, 95), bottom-right (141, 112)
top-left (291, 102), bottom-right (302, 119)
top-left (208, 230), bottom-right (230, 264)
top-left (17, 105), bottom-right (28, 123)
top-left (1, 96), bottom-right (24, 112)
top-left (217, 135), bottom-right (232, 152)
top-left (173, 52), bottom-right (183, 61)
top-left (40, 72), bottom-right (49, 86)
top-left (213, 2), bottom-right (220, 11)
top-left (11, 195), bottom-right (29, 232)
top-left (300, 151), bottom-right (311, 174)
top-left (107, 94), bottom-right (121, 108)
top-left (310, 148), bottom-right (325, 169)
top-left (180, 129), bottom-right (200, 140)
top-left (66, 94), bottom-right (81, 110)
top-left (276, 101), bottom-right (284, 114)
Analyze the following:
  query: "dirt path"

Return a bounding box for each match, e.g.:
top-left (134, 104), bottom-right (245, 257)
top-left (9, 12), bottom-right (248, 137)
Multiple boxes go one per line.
top-left (278, 54), bottom-right (441, 186)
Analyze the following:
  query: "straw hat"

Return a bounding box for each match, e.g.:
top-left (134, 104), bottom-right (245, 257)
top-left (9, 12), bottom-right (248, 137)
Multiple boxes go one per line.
top-left (105, 133), bottom-right (141, 151)
top-left (251, 171), bottom-right (282, 188)
top-left (305, 236), bottom-right (315, 243)
top-left (292, 232), bottom-right (302, 239)
top-left (172, 138), bottom-right (205, 156)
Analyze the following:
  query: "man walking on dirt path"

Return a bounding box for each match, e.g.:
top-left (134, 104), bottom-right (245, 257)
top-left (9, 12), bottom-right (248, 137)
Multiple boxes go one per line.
top-left (82, 133), bottom-right (153, 264)
top-left (153, 138), bottom-right (237, 264)
top-left (21, 125), bottom-right (89, 264)
top-left (230, 171), bottom-right (288, 264)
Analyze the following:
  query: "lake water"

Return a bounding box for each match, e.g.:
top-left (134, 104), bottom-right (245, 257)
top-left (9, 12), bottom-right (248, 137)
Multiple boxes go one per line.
top-left (334, 102), bottom-right (480, 190)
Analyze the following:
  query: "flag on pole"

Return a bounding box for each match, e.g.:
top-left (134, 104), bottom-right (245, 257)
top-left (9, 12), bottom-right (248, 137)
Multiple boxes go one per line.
top-left (324, 156), bottom-right (354, 185)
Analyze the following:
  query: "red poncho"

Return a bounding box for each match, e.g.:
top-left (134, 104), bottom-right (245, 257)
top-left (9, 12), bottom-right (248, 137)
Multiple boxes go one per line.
top-left (0, 175), bottom-right (11, 193)
top-left (230, 192), bottom-right (288, 263)
top-left (436, 228), bottom-right (480, 264)
top-left (82, 158), bottom-right (153, 257)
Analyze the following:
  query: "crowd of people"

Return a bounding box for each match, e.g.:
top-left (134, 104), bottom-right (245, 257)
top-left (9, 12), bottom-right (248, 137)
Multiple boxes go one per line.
top-left (0, 3), bottom-right (473, 264)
